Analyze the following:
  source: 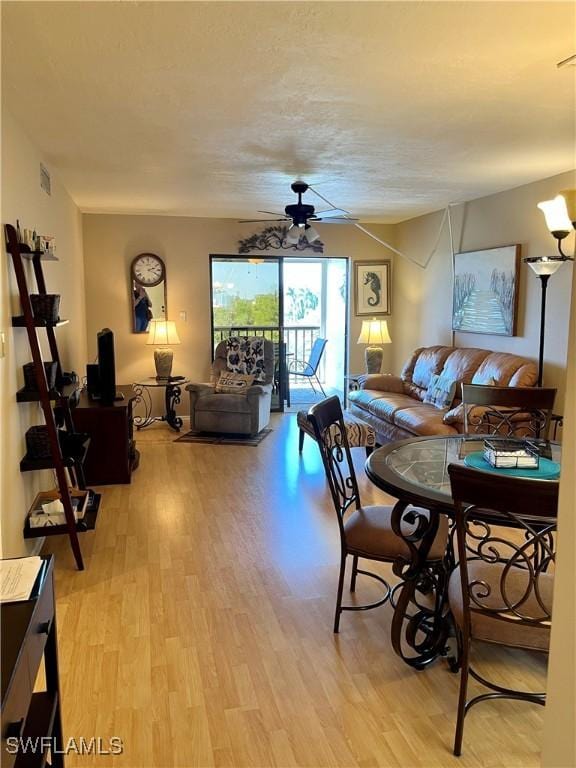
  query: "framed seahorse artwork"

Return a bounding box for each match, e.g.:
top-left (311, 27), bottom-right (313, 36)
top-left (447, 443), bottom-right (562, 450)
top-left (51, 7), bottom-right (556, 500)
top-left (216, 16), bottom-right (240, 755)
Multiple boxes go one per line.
top-left (354, 260), bottom-right (391, 316)
top-left (452, 245), bottom-right (520, 336)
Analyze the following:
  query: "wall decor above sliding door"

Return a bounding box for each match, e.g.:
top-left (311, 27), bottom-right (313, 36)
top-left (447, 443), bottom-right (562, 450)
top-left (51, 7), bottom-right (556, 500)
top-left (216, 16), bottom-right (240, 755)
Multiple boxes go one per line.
top-left (452, 245), bottom-right (520, 336)
top-left (238, 225), bottom-right (324, 254)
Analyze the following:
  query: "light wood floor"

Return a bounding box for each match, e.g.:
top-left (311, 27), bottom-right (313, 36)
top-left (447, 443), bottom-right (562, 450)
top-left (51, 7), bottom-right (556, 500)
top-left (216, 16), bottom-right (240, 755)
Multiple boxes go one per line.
top-left (42, 414), bottom-right (548, 768)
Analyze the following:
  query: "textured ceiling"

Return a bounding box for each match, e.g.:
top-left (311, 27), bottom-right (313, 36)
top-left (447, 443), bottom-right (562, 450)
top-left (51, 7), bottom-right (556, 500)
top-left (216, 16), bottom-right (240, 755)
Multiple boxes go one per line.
top-left (2, 1), bottom-right (575, 222)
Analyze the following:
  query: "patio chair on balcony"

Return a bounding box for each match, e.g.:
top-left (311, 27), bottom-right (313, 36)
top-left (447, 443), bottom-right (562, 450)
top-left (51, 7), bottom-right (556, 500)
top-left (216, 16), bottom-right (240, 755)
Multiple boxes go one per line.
top-left (288, 338), bottom-right (328, 397)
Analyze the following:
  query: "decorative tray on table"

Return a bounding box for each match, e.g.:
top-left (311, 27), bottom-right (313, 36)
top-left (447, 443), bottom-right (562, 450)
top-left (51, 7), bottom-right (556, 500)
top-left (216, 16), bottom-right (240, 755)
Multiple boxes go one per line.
top-left (463, 439), bottom-right (561, 479)
top-left (483, 439), bottom-right (539, 469)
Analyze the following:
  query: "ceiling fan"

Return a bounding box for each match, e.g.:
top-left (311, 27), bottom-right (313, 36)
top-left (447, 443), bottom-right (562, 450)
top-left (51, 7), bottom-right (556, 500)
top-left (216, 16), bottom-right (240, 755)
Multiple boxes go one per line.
top-left (239, 180), bottom-right (357, 243)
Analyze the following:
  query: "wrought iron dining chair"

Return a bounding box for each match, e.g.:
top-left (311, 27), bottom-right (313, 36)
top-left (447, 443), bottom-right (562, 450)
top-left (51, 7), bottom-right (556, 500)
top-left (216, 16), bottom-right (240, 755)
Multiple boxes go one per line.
top-left (308, 396), bottom-right (448, 633)
top-left (289, 338), bottom-right (328, 397)
top-left (447, 463), bottom-right (559, 756)
top-left (461, 383), bottom-right (556, 439)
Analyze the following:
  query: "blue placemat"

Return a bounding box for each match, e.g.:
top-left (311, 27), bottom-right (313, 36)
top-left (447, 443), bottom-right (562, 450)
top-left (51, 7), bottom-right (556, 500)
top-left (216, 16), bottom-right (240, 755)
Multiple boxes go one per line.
top-left (464, 451), bottom-right (560, 479)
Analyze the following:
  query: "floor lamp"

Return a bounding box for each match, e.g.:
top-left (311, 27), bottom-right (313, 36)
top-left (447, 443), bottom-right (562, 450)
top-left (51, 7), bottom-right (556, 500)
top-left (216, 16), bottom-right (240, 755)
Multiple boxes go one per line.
top-left (528, 190), bottom-right (575, 386)
top-left (524, 258), bottom-right (568, 387)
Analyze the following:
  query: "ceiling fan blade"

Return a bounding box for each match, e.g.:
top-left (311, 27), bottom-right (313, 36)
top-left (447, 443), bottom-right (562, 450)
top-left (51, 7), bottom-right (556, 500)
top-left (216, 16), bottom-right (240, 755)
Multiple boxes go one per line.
top-left (314, 208), bottom-right (350, 217)
top-left (257, 210), bottom-right (287, 217)
top-left (238, 218), bottom-right (289, 223)
top-left (315, 216), bottom-right (358, 223)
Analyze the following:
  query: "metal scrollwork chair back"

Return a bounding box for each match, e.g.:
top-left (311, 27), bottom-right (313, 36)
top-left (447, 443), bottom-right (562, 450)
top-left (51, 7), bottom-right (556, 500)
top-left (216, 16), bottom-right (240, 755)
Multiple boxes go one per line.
top-left (308, 395), bottom-right (360, 525)
top-left (461, 383), bottom-right (556, 439)
top-left (447, 463), bottom-right (559, 756)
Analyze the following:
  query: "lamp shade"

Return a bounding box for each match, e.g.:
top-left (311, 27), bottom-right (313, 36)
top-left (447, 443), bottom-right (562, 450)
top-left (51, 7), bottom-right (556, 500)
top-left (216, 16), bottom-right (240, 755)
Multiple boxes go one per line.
top-left (357, 319), bottom-right (392, 345)
top-left (560, 189), bottom-right (576, 224)
top-left (537, 195), bottom-right (572, 233)
top-left (525, 257), bottom-right (565, 276)
top-left (305, 224), bottom-right (320, 243)
top-left (146, 319), bottom-right (180, 345)
top-left (285, 225), bottom-right (300, 245)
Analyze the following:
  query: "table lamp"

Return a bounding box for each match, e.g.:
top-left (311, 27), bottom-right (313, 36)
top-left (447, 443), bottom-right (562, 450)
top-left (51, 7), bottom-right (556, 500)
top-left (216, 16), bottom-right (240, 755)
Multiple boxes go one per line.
top-left (147, 319), bottom-right (180, 379)
top-left (357, 318), bottom-right (391, 374)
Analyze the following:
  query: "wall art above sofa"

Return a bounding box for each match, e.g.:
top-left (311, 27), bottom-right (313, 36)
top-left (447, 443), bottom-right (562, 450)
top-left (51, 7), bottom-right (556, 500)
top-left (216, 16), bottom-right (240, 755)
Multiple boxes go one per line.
top-left (452, 245), bottom-right (520, 336)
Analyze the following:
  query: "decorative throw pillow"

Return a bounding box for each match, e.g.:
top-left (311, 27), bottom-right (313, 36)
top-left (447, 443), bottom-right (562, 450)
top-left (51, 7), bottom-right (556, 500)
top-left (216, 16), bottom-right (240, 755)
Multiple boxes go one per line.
top-left (226, 337), bottom-right (266, 382)
top-left (215, 371), bottom-right (255, 395)
top-left (423, 374), bottom-right (457, 409)
top-left (443, 402), bottom-right (465, 425)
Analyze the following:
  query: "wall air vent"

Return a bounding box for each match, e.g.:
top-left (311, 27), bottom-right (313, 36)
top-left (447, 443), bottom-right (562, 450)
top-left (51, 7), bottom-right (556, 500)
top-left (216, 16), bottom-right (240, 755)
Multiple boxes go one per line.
top-left (40, 163), bottom-right (51, 195)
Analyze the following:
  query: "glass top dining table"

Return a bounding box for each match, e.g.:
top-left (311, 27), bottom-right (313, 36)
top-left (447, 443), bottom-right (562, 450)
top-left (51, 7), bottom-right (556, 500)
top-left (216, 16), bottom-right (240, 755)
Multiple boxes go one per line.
top-left (366, 434), bottom-right (562, 515)
top-left (364, 434), bottom-right (562, 669)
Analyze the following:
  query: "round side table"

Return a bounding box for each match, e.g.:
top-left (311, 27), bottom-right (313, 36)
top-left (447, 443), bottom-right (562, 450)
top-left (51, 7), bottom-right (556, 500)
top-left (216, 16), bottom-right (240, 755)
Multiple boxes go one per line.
top-left (133, 377), bottom-right (189, 432)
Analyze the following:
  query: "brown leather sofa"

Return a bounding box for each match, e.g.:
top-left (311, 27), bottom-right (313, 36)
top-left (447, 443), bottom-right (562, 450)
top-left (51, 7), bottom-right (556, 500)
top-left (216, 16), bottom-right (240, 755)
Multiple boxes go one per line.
top-left (348, 346), bottom-right (538, 444)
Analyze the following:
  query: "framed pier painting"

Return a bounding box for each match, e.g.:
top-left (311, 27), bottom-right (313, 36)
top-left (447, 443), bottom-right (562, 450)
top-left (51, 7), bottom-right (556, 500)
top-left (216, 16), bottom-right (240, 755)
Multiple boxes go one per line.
top-left (452, 245), bottom-right (520, 336)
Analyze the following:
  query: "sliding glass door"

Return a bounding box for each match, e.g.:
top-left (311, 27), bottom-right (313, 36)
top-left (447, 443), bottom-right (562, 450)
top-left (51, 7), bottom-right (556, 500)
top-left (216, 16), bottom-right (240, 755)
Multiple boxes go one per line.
top-left (210, 255), bottom-right (348, 412)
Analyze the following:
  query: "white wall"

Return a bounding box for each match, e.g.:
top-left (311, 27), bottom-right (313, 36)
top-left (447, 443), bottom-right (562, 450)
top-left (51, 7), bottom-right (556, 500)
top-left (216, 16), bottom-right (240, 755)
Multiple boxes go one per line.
top-left (81, 215), bottom-right (396, 401)
top-left (0, 110), bottom-right (87, 557)
top-left (541, 265), bottom-right (576, 767)
top-left (394, 171), bottom-right (575, 410)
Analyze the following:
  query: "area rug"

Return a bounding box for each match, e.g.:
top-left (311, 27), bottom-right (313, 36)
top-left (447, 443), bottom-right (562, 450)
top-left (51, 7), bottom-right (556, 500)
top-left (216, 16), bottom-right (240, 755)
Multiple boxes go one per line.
top-left (174, 428), bottom-right (272, 446)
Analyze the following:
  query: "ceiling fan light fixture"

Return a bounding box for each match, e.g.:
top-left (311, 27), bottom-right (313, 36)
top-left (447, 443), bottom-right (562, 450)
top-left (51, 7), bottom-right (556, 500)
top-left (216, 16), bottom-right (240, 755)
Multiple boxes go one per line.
top-left (305, 224), bottom-right (320, 243)
top-left (285, 226), bottom-right (301, 245)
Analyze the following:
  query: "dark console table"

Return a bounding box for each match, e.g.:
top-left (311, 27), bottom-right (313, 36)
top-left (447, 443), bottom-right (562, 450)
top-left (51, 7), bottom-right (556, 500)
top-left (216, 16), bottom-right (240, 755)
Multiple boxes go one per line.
top-left (1, 555), bottom-right (64, 767)
top-left (72, 384), bottom-right (139, 484)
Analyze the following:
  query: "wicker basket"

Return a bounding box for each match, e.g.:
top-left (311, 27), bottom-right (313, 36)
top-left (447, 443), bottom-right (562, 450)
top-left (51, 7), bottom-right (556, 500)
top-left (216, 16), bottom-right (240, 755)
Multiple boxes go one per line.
top-left (23, 362), bottom-right (58, 391)
top-left (25, 426), bottom-right (52, 459)
top-left (30, 294), bottom-right (60, 323)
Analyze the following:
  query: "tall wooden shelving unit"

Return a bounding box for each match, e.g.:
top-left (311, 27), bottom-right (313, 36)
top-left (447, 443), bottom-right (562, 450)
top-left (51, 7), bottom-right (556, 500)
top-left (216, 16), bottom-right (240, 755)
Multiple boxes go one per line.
top-left (6, 223), bottom-right (100, 571)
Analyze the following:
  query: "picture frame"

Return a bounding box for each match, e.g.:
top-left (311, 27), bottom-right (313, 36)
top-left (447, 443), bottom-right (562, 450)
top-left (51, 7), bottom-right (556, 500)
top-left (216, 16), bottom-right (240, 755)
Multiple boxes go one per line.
top-left (354, 260), bottom-right (391, 316)
top-left (452, 244), bottom-right (520, 336)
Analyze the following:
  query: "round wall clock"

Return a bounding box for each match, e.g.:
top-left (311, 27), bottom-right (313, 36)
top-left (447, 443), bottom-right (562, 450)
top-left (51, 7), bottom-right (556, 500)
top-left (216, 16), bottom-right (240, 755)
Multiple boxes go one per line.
top-left (131, 253), bottom-right (166, 287)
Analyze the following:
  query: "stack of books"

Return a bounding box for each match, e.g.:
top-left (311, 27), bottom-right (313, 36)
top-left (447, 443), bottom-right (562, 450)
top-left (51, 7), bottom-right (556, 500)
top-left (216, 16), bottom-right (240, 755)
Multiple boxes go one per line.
top-left (483, 439), bottom-right (539, 469)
